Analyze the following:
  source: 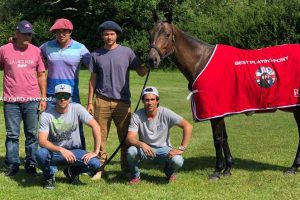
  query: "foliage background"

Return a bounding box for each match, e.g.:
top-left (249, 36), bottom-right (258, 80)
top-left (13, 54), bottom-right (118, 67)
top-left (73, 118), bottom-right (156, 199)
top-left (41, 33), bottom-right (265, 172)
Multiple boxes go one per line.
top-left (0, 1), bottom-right (300, 198)
top-left (0, 0), bottom-right (299, 68)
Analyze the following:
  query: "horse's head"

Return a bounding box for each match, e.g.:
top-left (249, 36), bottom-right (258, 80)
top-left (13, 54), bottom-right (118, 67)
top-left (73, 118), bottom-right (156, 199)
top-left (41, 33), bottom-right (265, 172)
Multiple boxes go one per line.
top-left (147, 11), bottom-right (175, 68)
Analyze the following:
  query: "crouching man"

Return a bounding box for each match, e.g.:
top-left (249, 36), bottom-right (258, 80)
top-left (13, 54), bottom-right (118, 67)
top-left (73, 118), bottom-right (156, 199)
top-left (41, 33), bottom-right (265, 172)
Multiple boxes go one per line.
top-left (126, 86), bottom-right (192, 184)
top-left (35, 84), bottom-right (101, 189)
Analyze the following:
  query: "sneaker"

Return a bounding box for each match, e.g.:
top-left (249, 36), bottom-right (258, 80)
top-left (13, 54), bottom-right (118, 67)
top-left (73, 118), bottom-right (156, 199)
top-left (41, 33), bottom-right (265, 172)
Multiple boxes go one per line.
top-left (63, 166), bottom-right (81, 184)
top-left (44, 178), bottom-right (55, 190)
top-left (25, 165), bottom-right (38, 176)
top-left (91, 170), bottom-right (103, 180)
top-left (129, 177), bottom-right (140, 184)
top-left (168, 173), bottom-right (177, 182)
top-left (4, 167), bottom-right (19, 176)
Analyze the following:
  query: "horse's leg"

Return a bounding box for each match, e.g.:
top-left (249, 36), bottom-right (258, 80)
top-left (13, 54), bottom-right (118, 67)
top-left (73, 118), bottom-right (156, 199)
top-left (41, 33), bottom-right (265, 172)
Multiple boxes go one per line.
top-left (209, 117), bottom-right (226, 180)
top-left (285, 109), bottom-right (300, 174)
top-left (222, 127), bottom-right (233, 176)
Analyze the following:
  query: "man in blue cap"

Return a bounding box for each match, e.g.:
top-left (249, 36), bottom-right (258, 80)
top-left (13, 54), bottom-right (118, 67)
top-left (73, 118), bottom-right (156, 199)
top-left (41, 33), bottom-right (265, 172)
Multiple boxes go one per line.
top-left (0, 20), bottom-right (47, 176)
top-left (87, 20), bottom-right (149, 179)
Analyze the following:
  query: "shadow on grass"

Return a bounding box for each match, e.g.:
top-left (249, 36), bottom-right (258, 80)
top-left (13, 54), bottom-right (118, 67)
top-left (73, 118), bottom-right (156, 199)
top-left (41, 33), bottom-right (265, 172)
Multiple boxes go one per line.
top-left (99, 160), bottom-right (173, 184)
top-left (0, 156), bottom-right (6, 175)
top-left (2, 155), bottom-right (290, 186)
top-left (7, 170), bottom-right (43, 187)
top-left (0, 156), bottom-right (84, 188)
top-left (102, 170), bottom-right (173, 185)
top-left (181, 156), bottom-right (290, 172)
top-left (0, 156), bottom-right (44, 187)
top-left (102, 156), bottom-right (292, 183)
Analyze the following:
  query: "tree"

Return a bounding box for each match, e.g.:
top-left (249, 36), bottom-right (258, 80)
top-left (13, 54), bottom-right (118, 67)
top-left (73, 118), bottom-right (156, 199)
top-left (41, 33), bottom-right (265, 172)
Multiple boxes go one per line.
top-left (0, 0), bottom-right (299, 69)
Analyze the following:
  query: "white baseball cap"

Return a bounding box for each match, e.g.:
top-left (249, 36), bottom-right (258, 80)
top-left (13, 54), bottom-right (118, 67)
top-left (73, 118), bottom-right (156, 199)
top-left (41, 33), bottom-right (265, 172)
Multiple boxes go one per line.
top-left (142, 86), bottom-right (159, 97)
top-left (55, 84), bottom-right (72, 94)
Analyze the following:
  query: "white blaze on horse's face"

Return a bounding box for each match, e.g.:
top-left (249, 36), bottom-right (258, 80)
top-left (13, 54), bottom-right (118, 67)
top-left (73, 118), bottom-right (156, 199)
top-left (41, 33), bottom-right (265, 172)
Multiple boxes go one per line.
top-left (148, 22), bottom-right (174, 68)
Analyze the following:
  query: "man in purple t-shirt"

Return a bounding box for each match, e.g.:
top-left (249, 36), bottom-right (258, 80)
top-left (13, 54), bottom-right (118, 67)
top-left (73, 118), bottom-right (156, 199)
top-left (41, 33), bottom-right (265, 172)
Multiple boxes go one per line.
top-left (0, 20), bottom-right (47, 176)
top-left (87, 21), bottom-right (149, 179)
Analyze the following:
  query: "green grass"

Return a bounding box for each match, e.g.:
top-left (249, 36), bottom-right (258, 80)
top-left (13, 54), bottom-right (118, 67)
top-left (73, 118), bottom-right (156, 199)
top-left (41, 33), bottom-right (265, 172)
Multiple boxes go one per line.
top-left (0, 70), bottom-right (300, 199)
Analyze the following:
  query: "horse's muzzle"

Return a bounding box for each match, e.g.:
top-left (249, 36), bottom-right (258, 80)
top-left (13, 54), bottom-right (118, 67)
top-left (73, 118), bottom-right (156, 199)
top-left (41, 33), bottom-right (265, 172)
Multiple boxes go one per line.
top-left (147, 55), bottom-right (160, 68)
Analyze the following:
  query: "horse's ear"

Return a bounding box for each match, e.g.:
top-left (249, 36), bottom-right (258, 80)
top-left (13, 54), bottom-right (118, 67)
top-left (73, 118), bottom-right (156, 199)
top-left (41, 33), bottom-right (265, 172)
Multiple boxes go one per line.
top-left (164, 10), bottom-right (173, 24)
top-left (152, 10), bottom-right (159, 23)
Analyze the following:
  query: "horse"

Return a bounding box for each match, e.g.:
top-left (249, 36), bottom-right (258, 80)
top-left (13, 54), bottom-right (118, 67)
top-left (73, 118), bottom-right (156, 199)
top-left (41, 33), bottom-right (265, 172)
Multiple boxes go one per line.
top-left (147, 11), bottom-right (300, 180)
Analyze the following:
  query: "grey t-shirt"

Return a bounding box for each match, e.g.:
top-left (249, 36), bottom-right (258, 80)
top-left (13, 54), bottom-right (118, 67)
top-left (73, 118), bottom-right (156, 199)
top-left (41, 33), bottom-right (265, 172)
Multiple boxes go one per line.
top-left (128, 106), bottom-right (183, 147)
top-left (89, 45), bottom-right (141, 103)
top-left (39, 103), bottom-right (93, 149)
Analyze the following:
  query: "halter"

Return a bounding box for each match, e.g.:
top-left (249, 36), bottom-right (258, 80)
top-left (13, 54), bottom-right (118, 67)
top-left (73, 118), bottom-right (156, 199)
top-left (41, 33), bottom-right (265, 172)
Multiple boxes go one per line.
top-left (148, 23), bottom-right (175, 60)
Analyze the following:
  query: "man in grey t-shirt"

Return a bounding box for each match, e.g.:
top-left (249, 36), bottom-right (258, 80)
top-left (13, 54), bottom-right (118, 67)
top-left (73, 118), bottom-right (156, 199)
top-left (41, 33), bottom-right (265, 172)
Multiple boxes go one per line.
top-left (126, 86), bottom-right (193, 184)
top-left (35, 84), bottom-right (101, 189)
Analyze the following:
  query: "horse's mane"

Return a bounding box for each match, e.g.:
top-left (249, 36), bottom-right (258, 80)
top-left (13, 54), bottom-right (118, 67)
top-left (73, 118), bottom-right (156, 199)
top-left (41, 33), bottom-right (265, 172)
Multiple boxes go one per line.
top-left (173, 24), bottom-right (215, 48)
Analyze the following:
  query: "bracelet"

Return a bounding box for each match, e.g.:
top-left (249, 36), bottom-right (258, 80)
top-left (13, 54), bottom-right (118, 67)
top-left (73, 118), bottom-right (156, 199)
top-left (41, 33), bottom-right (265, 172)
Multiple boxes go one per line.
top-left (178, 146), bottom-right (186, 152)
top-left (87, 102), bottom-right (93, 104)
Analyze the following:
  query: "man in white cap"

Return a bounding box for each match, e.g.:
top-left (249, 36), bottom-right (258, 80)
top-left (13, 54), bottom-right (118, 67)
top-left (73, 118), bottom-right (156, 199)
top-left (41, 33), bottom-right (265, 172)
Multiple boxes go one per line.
top-left (126, 86), bottom-right (193, 184)
top-left (0, 20), bottom-right (47, 177)
top-left (40, 18), bottom-right (91, 150)
top-left (35, 84), bottom-right (101, 189)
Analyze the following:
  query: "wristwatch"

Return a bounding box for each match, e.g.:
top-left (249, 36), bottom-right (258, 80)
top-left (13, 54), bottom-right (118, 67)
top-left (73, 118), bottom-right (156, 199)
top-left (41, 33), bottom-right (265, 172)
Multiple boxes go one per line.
top-left (178, 146), bottom-right (186, 152)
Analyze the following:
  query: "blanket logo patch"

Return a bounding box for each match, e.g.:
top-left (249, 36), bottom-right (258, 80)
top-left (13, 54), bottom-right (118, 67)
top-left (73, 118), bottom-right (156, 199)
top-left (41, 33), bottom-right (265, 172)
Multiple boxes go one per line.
top-left (255, 66), bottom-right (276, 88)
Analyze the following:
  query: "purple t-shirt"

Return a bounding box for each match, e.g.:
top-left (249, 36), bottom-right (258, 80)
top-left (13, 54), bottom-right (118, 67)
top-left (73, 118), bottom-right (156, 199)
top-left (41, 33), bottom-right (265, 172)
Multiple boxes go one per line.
top-left (0, 43), bottom-right (46, 102)
top-left (89, 45), bottom-right (141, 103)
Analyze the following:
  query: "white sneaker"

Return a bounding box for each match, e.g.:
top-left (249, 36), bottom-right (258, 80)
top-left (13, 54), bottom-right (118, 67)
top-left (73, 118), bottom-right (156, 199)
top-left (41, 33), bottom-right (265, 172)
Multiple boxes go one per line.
top-left (91, 171), bottom-right (102, 180)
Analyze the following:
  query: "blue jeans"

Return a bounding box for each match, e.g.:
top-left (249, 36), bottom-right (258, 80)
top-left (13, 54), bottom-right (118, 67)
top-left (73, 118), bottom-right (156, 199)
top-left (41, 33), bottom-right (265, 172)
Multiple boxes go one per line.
top-left (127, 146), bottom-right (184, 179)
top-left (4, 101), bottom-right (39, 169)
top-left (35, 148), bottom-right (101, 179)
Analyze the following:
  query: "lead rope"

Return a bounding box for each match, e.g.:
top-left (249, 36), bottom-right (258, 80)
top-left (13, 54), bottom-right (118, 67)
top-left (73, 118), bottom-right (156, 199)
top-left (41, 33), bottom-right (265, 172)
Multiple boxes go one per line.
top-left (97, 69), bottom-right (151, 172)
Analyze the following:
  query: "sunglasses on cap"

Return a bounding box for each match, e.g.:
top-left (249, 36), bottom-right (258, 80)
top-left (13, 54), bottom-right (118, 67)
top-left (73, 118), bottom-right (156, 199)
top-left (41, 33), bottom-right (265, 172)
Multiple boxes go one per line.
top-left (144, 88), bottom-right (153, 92)
top-left (55, 93), bottom-right (71, 100)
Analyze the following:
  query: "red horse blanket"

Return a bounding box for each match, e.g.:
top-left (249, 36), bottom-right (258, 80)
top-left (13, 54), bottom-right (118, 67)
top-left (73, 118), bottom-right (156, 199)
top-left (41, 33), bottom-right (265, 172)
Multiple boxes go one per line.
top-left (191, 44), bottom-right (300, 121)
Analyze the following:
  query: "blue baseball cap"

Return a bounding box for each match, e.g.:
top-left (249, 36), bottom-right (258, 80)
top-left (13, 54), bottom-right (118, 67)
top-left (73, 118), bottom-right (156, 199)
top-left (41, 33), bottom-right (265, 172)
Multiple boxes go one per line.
top-left (98, 21), bottom-right (122, 34)
top-left (16, 20), bottom-right (35, 34)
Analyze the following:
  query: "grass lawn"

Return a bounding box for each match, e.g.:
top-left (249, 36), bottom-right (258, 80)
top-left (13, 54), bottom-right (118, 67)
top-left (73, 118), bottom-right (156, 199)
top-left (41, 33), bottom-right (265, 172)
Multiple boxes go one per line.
top-left (0, 70), bottom-right (299, 199)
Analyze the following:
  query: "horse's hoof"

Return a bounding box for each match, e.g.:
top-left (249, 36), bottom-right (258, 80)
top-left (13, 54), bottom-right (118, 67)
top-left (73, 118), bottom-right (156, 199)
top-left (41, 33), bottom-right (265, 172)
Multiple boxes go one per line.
top-left (223, 171), bottom-right (232, 177)
top-left (283, 169), bottom-right (296, 175)
top-left (209, 173), bottom-right (220, 181)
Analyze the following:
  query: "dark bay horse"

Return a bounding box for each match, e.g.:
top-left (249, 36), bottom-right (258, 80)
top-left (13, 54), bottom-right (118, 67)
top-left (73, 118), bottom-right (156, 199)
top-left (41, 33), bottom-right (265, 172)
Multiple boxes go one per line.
top-left (147, 12), bottom-right (300, 180)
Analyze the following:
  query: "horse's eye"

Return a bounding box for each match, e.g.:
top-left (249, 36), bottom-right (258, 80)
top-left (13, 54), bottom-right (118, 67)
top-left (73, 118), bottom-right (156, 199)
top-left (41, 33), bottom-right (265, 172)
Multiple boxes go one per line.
top-left (166, 33), bottom-right (171, 38)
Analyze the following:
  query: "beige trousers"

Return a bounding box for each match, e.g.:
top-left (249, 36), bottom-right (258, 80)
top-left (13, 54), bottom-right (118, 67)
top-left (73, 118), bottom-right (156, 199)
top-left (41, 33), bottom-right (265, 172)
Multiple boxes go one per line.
top-left (94, 95), bottom-right (131, 172)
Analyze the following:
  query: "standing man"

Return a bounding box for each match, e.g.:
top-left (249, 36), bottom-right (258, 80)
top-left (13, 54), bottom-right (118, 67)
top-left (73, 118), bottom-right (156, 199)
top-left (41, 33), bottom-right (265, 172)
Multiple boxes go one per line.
top-left (87, 20), bottom-right (149, 178)
top-left (36, 84), bottom-right (101, 190)
top-left (40, 18), bottom-right (90, 149)
top-left (0, 20), bottom-right (47, 176)
top-left (126, 86), bottom-right (192, 184)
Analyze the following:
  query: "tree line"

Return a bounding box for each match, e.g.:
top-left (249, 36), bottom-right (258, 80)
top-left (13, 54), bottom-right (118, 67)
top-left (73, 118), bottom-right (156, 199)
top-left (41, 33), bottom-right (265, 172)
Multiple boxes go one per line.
top-left (0, 0), bottom-right (299, 69)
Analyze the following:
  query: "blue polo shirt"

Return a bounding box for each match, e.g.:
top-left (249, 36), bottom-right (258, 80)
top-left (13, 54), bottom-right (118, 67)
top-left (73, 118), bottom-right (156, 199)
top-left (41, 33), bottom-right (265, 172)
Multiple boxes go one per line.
top-left (41, 39), bottom-right (91, 103)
